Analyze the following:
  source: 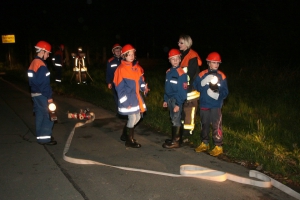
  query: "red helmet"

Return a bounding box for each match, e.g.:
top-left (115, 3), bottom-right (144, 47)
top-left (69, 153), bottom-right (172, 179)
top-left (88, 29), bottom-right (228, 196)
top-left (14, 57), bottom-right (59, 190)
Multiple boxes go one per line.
top-left (121, 44), bottom-right (135, 55)
top-left (35, 41), bottom-right (51, 53)
top-left (168, 49), bottom-right (181, 59)
top-left (112, 43), bottom-right (122, 53)
top-left (206, 52), bottom-right (221, 63)
top-left (60, 44), bottom-right (64, 50)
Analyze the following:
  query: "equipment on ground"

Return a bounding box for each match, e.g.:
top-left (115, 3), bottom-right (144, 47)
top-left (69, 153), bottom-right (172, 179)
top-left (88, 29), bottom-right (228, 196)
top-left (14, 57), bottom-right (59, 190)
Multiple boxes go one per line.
top-left (68, 108), bottom-right (92, 120)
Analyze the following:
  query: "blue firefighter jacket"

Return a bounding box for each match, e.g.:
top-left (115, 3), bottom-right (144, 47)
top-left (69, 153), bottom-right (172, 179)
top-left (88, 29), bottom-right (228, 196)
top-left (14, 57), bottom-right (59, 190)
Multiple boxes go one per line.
top-left (193, 69), bottom-right (229, 108)
top-left (106, 56), bottom-right (122, 84)
top-left (113, 60), bottom-right (147, 115)
top-left (164, 66), bottom-right (188, 105)
top-left (27, 57), bottom-right (53, 99)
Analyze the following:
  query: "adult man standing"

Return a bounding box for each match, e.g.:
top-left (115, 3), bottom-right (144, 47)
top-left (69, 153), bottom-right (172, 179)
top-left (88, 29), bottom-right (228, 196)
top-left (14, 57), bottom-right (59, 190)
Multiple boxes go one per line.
top-left (73, 47), bottom-right (87, 84)
top-left (106, 43), bottom-right (122, 115)
top-left (53, 44), bottom-right (65, 83)
top-left (27, 41), bottom-right (57, 145)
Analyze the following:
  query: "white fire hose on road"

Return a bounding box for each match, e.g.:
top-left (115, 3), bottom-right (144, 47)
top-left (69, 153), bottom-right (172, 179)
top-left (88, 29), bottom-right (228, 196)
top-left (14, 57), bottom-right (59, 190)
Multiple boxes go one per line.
top-left (63, 113), bottom-right (300, 199)
top-left (2, 77), bottom-right (295, 198)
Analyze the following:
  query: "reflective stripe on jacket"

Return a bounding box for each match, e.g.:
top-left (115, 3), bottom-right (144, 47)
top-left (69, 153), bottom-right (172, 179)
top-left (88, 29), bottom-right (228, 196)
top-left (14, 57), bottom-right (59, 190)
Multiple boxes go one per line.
top-left (113, 60), bottom-right (147, 115)
top-left (193, 69), bottom-right (228, 108)
top-left (106, 56), bottom-right (121, 84)
top-left (164, 66), bottom-right (188, 105)
top-left (27, 57), bottom-right (53, 99)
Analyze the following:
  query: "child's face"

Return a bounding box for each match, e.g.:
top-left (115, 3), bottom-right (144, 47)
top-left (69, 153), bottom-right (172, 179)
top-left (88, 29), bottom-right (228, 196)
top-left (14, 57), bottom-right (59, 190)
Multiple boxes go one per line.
top-left (113, 48), bottom-right (121, 57)
top-left (39, 51), bottom-right (49, 60)
top-left (208, 61), bottom-right (220, 71)
top-left (125, 50), bottom-right (135, 62)
top-left (169, 55), bottom-right (181, 67)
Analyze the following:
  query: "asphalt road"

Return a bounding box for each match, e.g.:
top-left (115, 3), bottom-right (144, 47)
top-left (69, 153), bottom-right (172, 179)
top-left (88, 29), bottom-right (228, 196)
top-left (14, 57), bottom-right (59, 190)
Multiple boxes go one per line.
top-left (0, 76), bottom-right (298, 200)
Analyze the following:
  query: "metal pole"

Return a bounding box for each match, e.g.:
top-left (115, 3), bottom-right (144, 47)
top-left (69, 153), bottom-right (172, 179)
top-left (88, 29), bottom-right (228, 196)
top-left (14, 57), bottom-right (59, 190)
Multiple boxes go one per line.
top-left (8, 46), bottom-right (12, 69)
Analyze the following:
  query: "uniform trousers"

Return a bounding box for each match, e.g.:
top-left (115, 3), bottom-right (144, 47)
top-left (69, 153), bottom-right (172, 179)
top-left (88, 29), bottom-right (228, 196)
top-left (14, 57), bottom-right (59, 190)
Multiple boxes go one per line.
top-left (200, 107), bottom-right (223, 146)
top-left (32, 95), bottom-right (54, 143)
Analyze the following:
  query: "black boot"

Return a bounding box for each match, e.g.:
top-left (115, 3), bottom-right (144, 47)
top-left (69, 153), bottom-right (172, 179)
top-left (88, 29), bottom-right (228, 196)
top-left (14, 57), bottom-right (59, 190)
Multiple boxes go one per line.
top-left (121, 123), bottom-right (136, 142)
top-left (162, 126), bottom-right (181, 148)
top-left (165, 125), bottom-right (183, 144)
top-left (164, 129), bottom-right (172, 144)
top-left (125, 128), bottom-right (141, 148)
top-left (120, 123), bottom-right (127, 141)
top-left (180, 125), bottom-right (186, 144)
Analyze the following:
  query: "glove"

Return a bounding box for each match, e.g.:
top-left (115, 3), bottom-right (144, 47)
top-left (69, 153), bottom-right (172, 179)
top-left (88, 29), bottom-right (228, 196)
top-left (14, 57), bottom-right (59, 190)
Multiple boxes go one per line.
top-left (207, 88), bottom-right (219, 100)
top-left (209, 82), bottom-right (219, 92)
top-left (201, 74), bottom-right (214, 86)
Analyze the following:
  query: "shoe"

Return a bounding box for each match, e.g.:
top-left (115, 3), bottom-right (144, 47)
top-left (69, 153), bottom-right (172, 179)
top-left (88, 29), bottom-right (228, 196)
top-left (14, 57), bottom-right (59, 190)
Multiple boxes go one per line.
top-left (194, 142), bottom-right (209, 152)
top-left (209, 146), bottom-right (223, 156)
top-left (125, 128), bottom-right (141, 148)
top-left (162, 126), bottom-right (181, 149)
top-left (121, 135), bottom-right (136, 142)
top-left (164, 138), bottom-right (172, 144)
top-left (120, 125), bottom-right (136, 142)
top-left (120, 134), bottom-right (126, 141)
top-left (38, 140), bottom-right (57, 145)
top-left (125, 140), bottom-right (141, 148)
top-left (162, 141), bottom-right (180, 148)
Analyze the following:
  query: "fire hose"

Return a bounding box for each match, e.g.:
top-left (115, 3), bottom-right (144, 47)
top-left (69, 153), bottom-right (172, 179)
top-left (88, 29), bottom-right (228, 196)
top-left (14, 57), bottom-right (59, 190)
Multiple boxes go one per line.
top-left (63, 113), bottom-right (300, 199)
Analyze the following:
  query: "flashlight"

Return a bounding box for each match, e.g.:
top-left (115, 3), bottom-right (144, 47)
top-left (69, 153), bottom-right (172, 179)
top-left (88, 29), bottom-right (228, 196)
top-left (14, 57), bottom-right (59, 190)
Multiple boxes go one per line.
top-left (48, 102), bottom-right (57, 121)
top-left (209, 76), bottom-right (220, 92)
top-left (211, 76), bottom-right (218, 85)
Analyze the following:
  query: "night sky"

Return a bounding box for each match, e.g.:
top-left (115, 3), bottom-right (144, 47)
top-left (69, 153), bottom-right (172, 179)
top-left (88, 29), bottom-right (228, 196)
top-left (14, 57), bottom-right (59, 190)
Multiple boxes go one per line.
top-left (0, 0), bottom-right (299, 67)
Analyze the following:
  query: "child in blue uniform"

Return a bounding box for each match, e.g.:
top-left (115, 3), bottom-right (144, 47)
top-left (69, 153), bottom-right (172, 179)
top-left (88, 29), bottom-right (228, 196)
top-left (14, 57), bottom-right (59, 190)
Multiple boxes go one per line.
top-left (162, 49), bottom-right (188, 148)
top-left (106, 44), bottom-right (122, 115)
top-left (193, 52), bottom-right (229, 156)
top-left (28, 41), bottom-right (57, 145)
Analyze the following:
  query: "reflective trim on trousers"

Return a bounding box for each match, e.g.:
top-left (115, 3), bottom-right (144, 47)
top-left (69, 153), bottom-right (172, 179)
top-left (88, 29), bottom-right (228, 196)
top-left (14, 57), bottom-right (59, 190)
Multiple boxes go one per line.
top-left (32, 95), bottom-right (54, 143)
top-left (183, 106), bottom-right (196, 131)
top-left (37, 136), bottom-right (51, 140)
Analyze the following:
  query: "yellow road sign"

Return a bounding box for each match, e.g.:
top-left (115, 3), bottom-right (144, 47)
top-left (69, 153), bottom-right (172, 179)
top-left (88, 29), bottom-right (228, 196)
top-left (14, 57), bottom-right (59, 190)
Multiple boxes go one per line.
top-left (2, 35), bottom-right (15, 43)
